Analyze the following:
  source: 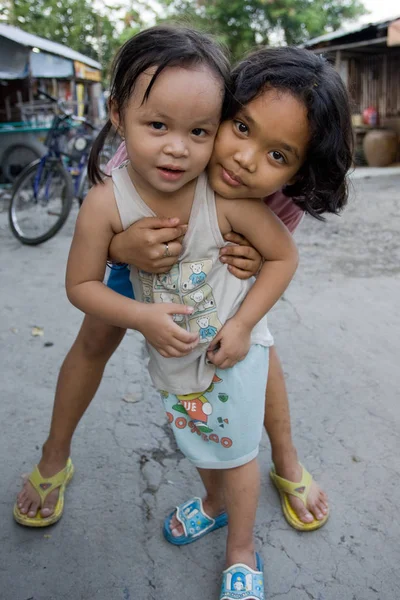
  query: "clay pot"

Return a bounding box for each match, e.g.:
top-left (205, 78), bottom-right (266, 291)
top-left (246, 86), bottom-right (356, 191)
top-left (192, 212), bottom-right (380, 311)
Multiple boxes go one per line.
top-left (363, 129), bottom-right (398, 167)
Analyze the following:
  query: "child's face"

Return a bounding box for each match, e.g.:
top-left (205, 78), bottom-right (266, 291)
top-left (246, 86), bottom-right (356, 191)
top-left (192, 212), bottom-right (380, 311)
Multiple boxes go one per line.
top-left (208, 89), bottom-right (310, 199)
top-left (111, 65), bottom-right (223, 196)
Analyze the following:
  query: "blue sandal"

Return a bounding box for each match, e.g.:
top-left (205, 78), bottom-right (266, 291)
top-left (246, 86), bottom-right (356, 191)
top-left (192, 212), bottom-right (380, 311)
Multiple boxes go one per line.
top-left (163, 496), bottom-right (228, 546)
top-left (220, 552), bottom-right (265, 600)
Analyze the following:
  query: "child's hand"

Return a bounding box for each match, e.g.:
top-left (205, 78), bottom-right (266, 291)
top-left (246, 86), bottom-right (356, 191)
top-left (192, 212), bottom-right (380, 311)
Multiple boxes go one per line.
top-left (137, 303), bottom-right (199, 358)
top-left (206, 318), bottom-right (251, 369)
top-left (219, 232), bottom-right (262, 280)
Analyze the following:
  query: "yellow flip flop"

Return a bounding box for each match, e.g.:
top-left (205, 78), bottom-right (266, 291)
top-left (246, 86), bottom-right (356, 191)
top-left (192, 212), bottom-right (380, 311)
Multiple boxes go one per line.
top-left (13, 458), bottom-right (74, 527)
top-left (269, 464), bottom-right (329, 531)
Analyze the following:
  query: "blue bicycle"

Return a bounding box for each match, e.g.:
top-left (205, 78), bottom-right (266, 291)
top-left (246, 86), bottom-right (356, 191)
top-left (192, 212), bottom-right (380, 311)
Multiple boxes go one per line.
top-left (8, 90), bottom-right (103, 245)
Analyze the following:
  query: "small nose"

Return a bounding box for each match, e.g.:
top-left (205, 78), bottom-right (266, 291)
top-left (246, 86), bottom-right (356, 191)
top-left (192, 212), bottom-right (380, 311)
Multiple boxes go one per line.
top-left (164, 136), bottom-right (189, 158)
top-left (233, 147), bottom-right (256, 173)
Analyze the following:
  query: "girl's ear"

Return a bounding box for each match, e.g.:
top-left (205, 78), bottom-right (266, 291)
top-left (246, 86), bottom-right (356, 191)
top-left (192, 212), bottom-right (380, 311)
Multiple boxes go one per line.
top-left (109, 99), bottom-right (124, 138)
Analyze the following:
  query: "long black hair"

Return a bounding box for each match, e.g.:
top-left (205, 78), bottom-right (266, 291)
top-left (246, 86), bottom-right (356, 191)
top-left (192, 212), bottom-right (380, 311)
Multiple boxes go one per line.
top-left (230, 47), bottom-right (354, 219)
top-left (88, 25), bottom-right (231, 185)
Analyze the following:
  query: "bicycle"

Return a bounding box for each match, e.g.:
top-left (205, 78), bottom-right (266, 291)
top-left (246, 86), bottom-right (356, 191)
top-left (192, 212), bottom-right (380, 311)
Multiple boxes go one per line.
top-left (8, 90), bottom-right (108, 245)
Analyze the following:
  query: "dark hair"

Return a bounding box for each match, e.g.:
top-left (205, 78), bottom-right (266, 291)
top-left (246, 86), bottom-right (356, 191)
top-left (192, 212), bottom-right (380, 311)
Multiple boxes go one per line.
top-left (88, 25), bottom-right (231, 185)
top-left (230, 47), bottom-right (354, 219)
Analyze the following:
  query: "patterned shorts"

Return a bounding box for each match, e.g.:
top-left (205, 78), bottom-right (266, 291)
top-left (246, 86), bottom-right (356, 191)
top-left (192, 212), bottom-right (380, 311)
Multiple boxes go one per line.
top-left (160, 345), bottom-right (269, 469)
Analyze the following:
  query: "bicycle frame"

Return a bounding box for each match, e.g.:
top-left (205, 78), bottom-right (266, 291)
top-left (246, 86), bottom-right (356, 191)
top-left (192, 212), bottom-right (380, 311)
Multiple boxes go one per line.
top-left (32, 113), bottom-right (90, 203)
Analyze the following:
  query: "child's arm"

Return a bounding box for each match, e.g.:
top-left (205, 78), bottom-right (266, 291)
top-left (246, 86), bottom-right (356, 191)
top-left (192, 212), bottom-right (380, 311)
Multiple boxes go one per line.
top-left (66, 182), bottom-right (198, 357)
top-left (207, 197), bottom-right (298, 369)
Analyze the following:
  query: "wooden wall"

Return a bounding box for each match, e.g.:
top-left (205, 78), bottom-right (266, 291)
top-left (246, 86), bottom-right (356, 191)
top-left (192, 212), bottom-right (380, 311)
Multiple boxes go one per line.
top-left (347, 49), bottom-right (400, 119)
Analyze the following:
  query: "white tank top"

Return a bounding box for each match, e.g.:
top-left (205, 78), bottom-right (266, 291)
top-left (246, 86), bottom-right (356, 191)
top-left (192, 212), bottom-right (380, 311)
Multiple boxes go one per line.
top-left (112, 163), bottom-right (273, 394)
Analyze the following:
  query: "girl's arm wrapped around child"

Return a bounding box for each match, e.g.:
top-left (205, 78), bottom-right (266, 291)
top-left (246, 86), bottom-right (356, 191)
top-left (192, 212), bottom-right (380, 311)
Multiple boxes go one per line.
top-left (207, 196), bottom-right (298, 369)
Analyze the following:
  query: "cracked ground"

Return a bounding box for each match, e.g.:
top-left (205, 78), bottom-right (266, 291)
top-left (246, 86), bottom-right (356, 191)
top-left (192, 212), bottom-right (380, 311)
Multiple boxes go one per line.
top-left (1, 174), bottom-right (400, 600)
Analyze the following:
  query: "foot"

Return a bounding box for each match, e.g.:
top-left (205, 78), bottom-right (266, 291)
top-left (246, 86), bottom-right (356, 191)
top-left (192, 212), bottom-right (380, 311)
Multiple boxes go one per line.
top-left (272, 453), bottom-right (328, 524)
top-left (16, 450), bottom-right (69, 519)
top-left (225, 549), bottom-right (257, 571)
top-left (169, 496), bottom-right (225, 538)
top-left (222, 549), bottom-right (262, 600)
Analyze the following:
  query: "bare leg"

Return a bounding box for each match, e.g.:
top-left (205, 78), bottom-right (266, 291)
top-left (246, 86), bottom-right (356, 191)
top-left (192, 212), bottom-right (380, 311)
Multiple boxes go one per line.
top-left (222, 459), bottom-right (259, 570)
top-left (170, 460), bottom-right (259, 573)
top-left (264, 346), bottom-right (328, 522)
top-left (16, 314), bottom-right (126, 518)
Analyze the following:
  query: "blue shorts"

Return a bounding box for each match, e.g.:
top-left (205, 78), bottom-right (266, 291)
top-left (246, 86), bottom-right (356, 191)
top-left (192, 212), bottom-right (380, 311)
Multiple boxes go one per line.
top-left (106, 265), bottom-right (134, 298)
top-left (160, 344), bottom-right (269, 470)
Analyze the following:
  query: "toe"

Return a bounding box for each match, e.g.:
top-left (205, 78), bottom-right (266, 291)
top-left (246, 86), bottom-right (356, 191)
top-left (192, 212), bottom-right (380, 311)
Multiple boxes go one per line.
top-left (289, 497), bottom-right (314, 523)
top-left (307, 486), bottom-right (329, 520)
top-left (27, 500), bottom-right (40, 518)
top-left (17, 490), bottom-right (26, 505)
top-left (319, 492), bottom-right (329, 507)
top-left (315, 497), bottom-right (329, 517)
top-left (169, 512), bottom-right (184, 537)
top-left (18, 492), bottom-right (36, 515)
top-left (18, 500), bottom-right (30, 515)
top-left (17, 489), bottom-right (28, 508)
top-left (296, 504), bottom-right (314, 523)
top-left (41, 489), bottom-right (59, 517)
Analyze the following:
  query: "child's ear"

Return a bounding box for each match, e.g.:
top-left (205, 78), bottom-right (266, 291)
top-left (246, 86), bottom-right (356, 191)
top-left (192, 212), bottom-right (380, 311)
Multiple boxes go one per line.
top-left (109, 99), bottom-right (124, 138)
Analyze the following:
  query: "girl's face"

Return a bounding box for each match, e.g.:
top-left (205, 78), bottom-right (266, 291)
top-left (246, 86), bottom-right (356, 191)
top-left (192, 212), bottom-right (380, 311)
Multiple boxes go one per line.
top-left (208, 89), bottom-right (310, 199)
top-left (111, 65), bottom-right (223, 197)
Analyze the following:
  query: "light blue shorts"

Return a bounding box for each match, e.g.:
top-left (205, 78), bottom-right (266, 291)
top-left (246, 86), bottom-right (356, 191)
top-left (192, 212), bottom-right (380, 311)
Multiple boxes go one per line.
top-left (160, 344), bottom-right (269, 470)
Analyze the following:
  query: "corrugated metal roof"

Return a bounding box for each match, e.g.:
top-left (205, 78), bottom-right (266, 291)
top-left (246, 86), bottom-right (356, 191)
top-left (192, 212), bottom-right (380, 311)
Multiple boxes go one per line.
top-left (0, 24), bottom-right (101, 70)
top-left (303, 15), bottom-right (400, 48)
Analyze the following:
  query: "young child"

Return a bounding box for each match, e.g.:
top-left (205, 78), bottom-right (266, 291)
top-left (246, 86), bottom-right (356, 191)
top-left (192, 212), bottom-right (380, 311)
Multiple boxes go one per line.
top-left (65, 28), bottom-right (352, 600)
top-left (66, 26), bottom-right (298, 599)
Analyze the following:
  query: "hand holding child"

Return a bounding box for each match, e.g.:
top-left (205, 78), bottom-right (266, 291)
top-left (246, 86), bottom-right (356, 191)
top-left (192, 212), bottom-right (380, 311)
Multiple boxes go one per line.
top-left (109, 217), bottom-right (187, 273)
top-left (221, 232), bottom-right (262, 279)
top-left (206, 317), bottom-right (251, 369)
top-left (109, 218), bottom-right (262, 279)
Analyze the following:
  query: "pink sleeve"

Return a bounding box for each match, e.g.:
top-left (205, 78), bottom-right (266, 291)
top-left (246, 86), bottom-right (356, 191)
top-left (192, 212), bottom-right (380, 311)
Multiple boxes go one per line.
top-left (104, 141), bottom-right (129, 176)
top-left (264, 191), bottom-right (304, 234)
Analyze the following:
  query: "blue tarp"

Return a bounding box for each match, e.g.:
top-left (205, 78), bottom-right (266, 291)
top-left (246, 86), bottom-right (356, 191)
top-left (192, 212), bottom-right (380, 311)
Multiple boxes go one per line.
top-left (30, 50), bottom-right (74, 78)
top-left (0, 36), bottom-right (29, 79)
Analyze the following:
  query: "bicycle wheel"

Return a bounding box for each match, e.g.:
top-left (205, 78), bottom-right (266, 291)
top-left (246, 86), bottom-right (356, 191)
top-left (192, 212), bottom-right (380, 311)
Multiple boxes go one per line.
top-left (9, 158), bottom-right (74, 245)
top-left (2, 143), bottom-right (44, 183)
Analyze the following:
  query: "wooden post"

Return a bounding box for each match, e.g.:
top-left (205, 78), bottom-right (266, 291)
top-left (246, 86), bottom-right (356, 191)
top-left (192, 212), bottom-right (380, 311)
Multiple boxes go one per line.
top-left (5, 96), bottom-right (11, 121)
top-left (335, 49), bottom-right (342, 71)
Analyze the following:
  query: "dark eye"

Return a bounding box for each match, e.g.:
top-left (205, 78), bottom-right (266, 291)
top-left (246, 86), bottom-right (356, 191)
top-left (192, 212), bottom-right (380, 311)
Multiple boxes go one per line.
top-left (269, 150), bottom-right (286, 164)
top-left (234, 120), bottom-right (248, 135)
top-left (192, 128), bottom-right (206, 137)
top-left (151, 122), bottom-right (166, 130)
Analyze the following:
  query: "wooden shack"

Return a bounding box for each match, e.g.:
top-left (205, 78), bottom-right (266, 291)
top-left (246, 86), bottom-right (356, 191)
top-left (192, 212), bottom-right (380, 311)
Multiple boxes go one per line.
top-left (304, 17), bottom-right (400, 136)
top-left (0, 24), bottom-right (103, 124)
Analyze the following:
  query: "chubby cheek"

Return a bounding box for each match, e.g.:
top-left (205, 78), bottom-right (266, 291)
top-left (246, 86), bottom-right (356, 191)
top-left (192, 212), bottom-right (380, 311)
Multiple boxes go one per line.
top-left (195, 143), bottom-right (215, 171)
top-left (213, 132), bottom-right (234, 161)
top-left (127, 138), bottom-right (158, 162)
